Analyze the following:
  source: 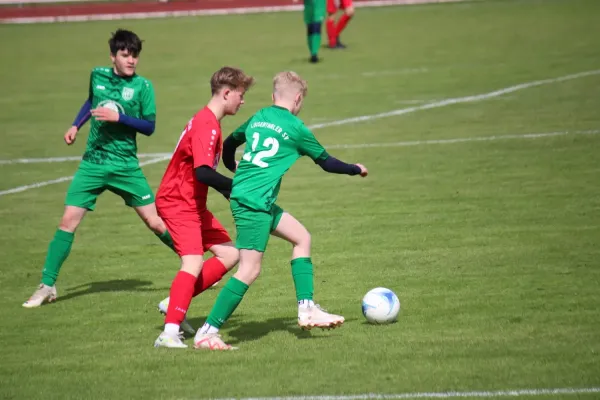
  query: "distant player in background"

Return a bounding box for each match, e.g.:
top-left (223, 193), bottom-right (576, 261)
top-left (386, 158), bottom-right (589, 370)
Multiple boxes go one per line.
top-left (192, 71), bottom-right (368, 350)
top-left (326, 0), bottom-right (354, 49)
top-left (153, 67), bottom-right (255, 349)
top-left (23, 29), bottom-right (178, 308)
top-left (303, 0), bottom-right (326, 63)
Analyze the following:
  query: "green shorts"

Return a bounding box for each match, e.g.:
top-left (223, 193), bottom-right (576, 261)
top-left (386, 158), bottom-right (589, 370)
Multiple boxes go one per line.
top-left (65, 160), bottom-right (155, 211)
top-left (303, 0), bottom-right (326, 24)
top-left (230, 199), bottom-right (284, 253)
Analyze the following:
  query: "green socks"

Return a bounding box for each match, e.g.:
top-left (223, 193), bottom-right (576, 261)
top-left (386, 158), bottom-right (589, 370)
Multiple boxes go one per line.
top-left (291, 257), bottom-right (314, 302)
top-left (41, 229), bottom-right (74, 286)
top-left (39, 229), bottom-right (175, 287)
top-left (155, 230), bottom-right (176, 253)
top-left (206, 277), bottom-right (250, 329)
top-left (308, 32), bottom-right (321, 56)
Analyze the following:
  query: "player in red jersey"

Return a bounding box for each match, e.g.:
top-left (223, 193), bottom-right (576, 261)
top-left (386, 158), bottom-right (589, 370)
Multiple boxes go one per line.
top-left (326, 0), bottom-right (355, 49)
top-left (153, 66), bottom-right (255, 348)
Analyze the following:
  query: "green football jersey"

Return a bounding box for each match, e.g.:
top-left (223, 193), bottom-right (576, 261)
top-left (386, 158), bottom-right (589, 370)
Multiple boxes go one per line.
top-left (230, 105), bottom-right (329, 212)
top-left (82, 67), bottom-right (156, 167)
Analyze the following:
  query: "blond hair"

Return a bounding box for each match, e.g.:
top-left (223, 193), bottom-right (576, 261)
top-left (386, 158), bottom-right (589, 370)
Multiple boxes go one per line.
top-left (273, 71), bottom-right (308, 99)
top-left (210, 66), bottom-right (255, 95)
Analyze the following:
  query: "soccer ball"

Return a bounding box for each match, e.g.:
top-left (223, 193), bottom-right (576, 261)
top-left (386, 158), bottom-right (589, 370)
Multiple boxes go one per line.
top-left (361, 287), bottom-right (401, 324)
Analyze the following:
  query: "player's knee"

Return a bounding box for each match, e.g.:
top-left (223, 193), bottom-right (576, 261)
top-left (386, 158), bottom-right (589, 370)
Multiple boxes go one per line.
top-left (222, 248), bottom-right (240, 271)
top-left (181, 257), bottom-right (204, 277)
top-left (294, 230), bottom-right (312, 252)
top-left (345, 7), bottom-right (355, 17)
top-left (144, 215), bottom-right (166, 234)
top-left (58, 210), bottom-right (84, 232)
top-left (236, 262), bottom-right (261, 284)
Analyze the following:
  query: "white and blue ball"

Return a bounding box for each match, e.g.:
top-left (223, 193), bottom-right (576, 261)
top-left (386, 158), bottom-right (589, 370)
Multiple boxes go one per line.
top-left (362, 287), bottom-right (400, 324)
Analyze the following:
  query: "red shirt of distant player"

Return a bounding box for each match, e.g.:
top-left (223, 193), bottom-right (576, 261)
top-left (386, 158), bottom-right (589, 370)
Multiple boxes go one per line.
top-left (157, 107), bottom-right (223, 215)
top-left (156, 107), bottom-right (230, 256)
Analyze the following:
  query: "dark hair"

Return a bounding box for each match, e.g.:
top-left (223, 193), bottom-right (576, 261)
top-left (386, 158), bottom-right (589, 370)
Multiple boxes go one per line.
top-left (210, 66), bottom-right (255, 95)
top-left (109, 29), bottom-right (143, 57)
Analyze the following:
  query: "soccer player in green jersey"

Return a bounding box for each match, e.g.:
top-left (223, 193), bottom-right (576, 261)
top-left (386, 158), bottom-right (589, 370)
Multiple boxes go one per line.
top-left (192, 71), bottom-right (368, 350)
top-left (304, 0), bottom-right (326, 63)
top-left (23, 29), bottom-right (177, 309)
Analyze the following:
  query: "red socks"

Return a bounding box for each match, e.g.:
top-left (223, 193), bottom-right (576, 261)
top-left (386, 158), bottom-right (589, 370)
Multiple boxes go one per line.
top-left (326, 18), bottom-right (337, 47)
top-left (165, 258), bottom-right (229, 325)
top-left (193, 257), bottom-right (228, 296)
top-left (336, 14), bottom-right (352, 37)
top-left (165, 271), bottom-right (196, 325)
top-left (327, 14), bottom-right (353, 47)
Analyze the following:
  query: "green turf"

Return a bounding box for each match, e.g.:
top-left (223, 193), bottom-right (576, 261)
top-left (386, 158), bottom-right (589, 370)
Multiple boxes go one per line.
top-left (0, 0), bottom-right (599, 399)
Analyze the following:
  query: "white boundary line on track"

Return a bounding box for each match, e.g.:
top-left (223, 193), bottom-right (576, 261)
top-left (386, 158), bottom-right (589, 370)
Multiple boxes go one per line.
top-left (0, 0), bottom-right (463, 24)
top-left (210, 387), bottom-right (600, 400)
top-left (1, 69), bottom-right (600, 197)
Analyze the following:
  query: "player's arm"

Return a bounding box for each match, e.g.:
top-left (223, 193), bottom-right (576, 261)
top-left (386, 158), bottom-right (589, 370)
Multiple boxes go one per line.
top-left (65, 72), bottom-right (94, 145)
top-left (72, 98), bottom-right (92, 129)
top-left (194, 167), bottom-right (233, 200)
top-left (90, 80), bottom-right (156, 136)
top-left (315, 155), bottom-right (363, 175)
top-left (299, 124), bottom-right (368, 177)
top-left (117, 114), bottom-right (155, 136)
top-left (191, 124), bottom-right (234, 200)
top-left (222, 119), bottom-right (250, 172)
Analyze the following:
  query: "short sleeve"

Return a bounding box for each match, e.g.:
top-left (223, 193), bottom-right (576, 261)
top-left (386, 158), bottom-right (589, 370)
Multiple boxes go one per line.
top-left (191, 121), bottom-right (218, 169)
top-left (297, 123), bottom-right (328, 161)
top-left (231, 117), bottom-right (251, 142)
top-left (141, 80), bottom-right (156, 121)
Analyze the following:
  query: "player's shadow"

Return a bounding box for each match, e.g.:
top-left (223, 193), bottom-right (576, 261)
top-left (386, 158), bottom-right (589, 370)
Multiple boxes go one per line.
top-left (206, 316), bottom-right (348, 345)
top-left (59, 279), bottom-right (165, 302)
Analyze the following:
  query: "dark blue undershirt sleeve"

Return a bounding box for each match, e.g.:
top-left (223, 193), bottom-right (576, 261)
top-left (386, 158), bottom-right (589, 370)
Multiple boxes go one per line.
top-left (72, 99), bottom-right (92, 129)
top-left (118, 114), bottom-right (156, 136)
top-left (222, 135), bottom-right (245, 172)
top-left (315, 155), bottom-right (362, 175)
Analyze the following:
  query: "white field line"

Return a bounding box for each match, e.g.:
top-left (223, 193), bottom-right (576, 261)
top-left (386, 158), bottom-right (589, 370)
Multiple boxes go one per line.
top-left (210, 387), bottom-right (600, 400)
top-left (308, 69), bottom-right (600, 130)
top-left (1, 129), bottom-right (597, 198)
top-left (2, 129), bottom-right (599, 167)
top-left (0, 156), bottom-right (170, 197)
top-left (1, 70), bottom-right (600, 196)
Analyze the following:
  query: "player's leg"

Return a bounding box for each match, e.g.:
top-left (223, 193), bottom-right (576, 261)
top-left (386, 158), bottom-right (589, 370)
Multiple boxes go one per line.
top-left (194, 202), bottom-right (270, 350)
top-left (271, 209), bottom-right (345, 330)
top-left (158, 212), bottom-right (238, 319)
top-left (193, 211), bottom-right (239, 295)
top-left (304, 0), bottom-right (325, 63)
top-left (23, 161), bottom-right (104, 308)
top-left (134, 203), bottom-right (175, 252)
top-left (154, 216), bottom-right (204, 349)
top-left (108, 166), bottom-right (176, 253)
top-left (326, 0), bottom-right (339, 48)
top-left (334, 0), bottom-right (354, 47)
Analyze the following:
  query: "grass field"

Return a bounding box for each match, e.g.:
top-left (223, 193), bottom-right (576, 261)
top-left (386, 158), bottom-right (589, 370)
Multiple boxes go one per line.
top-left (1, 0), bottom-right (600, 399)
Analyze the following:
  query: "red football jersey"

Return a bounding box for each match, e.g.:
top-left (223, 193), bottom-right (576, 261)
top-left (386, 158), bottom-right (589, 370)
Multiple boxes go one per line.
top-left (156, 107), bottom-right (222, 214)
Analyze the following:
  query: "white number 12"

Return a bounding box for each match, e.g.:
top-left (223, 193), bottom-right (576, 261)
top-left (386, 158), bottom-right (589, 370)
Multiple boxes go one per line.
top-left (242, 132), bottom-right (279, 168)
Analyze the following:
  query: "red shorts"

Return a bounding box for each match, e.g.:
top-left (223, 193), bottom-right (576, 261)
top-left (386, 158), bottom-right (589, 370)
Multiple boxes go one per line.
top-left (327, 0), bottom-right (352, 14)
top-left (160, 210), bottom-right (231, 257)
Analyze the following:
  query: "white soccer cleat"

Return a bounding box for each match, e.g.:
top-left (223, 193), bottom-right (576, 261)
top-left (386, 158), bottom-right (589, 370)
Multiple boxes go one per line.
top-left (154, 331), bottom-right (188, 348)
top-left (157, 297), bottom-right (196, 335)
top-left (23, 284), bottom-right (57, 308)
top-left (194, 333), bottom-right (237, 351)
top-left (298, 304), bottom-right (345, 330)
